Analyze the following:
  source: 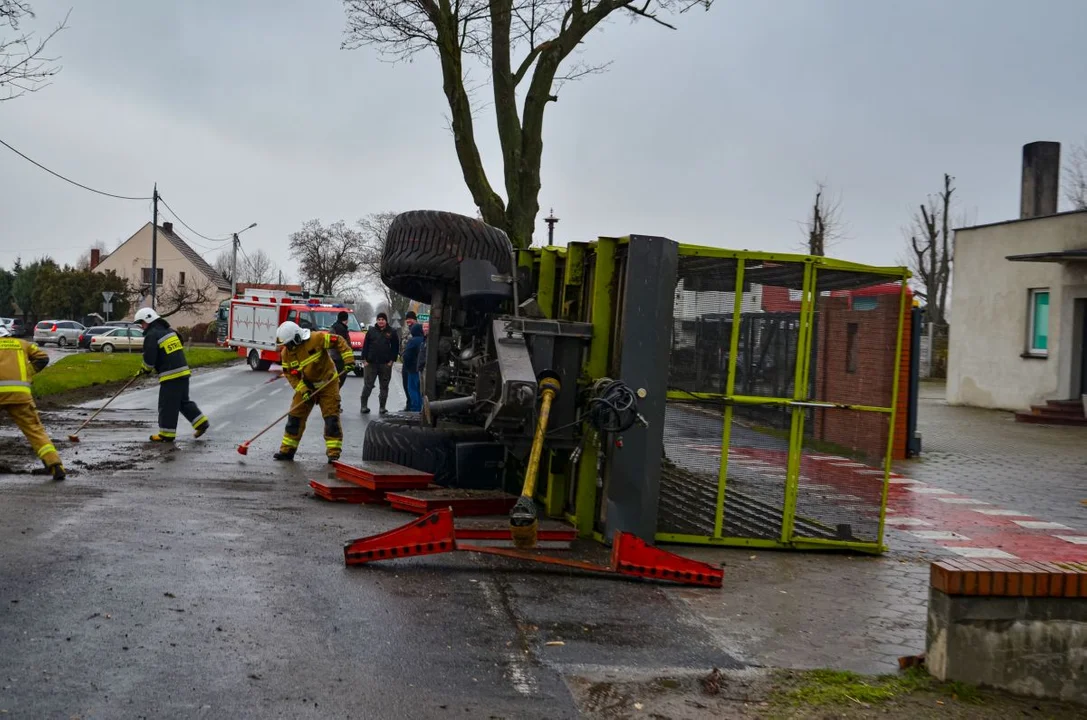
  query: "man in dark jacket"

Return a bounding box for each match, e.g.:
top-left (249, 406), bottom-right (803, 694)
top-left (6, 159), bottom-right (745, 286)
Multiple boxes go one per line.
top-left (401, 322), bottom-right (424, 411)
top-left (135, 307), bottom-right (209, 442)
top-left (360, 312), bottom-right (398, 414)
top-left (331, 311), bottom-right (351, 345)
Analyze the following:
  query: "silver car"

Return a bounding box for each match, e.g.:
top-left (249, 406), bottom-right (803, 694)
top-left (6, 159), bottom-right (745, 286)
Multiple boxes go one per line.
top-left (33, 319), bottom-right (86, 347)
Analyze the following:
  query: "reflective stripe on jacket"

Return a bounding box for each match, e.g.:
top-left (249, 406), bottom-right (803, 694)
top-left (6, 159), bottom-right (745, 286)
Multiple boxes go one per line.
top-left (0, 337), bottom-right (48, 405)
top-left (279, 331), bottom-right (354, 394)
top-left (141, 318), bottom-right (190, 383)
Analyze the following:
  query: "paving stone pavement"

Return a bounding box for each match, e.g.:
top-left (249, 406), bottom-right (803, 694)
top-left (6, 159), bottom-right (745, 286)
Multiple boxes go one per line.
top-left (673, 381), bottom-right (1087, 675)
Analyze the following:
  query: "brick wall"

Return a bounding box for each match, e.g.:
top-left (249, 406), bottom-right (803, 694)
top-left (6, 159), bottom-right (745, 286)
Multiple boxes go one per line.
top-left (813, 291), bottom-right (911, 461)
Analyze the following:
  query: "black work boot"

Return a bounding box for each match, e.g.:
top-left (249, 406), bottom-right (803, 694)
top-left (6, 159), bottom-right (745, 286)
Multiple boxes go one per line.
top-left (273, 450), bottom-right (296, 462)
top-left (327, 454), bottom-right (341, 465)
top-left (379, 406), bottom-right (388, 415)
top-left (51, 463), bottom-right (66, 482)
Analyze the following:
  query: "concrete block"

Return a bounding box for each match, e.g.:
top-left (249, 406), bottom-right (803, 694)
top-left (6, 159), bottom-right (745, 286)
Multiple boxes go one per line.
top-left (927, 587), bottom-right (1087, 704)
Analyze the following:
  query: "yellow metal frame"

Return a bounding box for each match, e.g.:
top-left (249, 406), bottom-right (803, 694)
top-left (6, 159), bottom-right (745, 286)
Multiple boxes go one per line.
top-left (655, 247), bottom-right (910, 554)
top-left (519, 237), bottom-right (909, 551)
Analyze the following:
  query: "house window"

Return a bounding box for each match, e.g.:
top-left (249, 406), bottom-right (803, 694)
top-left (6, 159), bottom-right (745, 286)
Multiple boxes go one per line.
top-left (141, 267), bottom-right (164, 285)
top-left (846, 323), bottom-right (859, 373)
top-left (179, 271), bottom-right (186, 285)
top-left (1027, 289), bottom-right (1050, 356)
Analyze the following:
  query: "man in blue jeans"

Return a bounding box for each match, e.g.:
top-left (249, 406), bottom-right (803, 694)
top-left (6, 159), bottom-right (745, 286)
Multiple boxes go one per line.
top-left (400, 322), bottom-right (425, 412)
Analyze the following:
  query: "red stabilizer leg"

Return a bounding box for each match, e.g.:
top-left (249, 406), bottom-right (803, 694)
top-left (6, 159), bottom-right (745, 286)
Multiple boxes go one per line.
top-left (343, 508), bottom-right (457, 566)
top-left (611, 532), bottom-right (724, 588)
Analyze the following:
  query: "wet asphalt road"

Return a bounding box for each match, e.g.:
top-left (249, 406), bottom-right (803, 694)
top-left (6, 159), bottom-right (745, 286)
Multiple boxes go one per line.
top-left (0, 363), bottom-right (737, 718)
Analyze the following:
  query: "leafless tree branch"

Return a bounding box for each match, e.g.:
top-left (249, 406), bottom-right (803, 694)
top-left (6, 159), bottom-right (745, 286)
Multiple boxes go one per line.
top-left (0, 2), bottom-right (70, 102)
top-left (903, 173), bottom-right (955, 326)
top-left (288, 219), bottom-right (365, 296)
top-left (1062, 140), bottom-right (1087, 211)
top-left (156, 276), bottom-right (217, 320)
top-left (798, 180), bottom-right (847, 256)
top-left (341, 0), bottom-right (713, 248)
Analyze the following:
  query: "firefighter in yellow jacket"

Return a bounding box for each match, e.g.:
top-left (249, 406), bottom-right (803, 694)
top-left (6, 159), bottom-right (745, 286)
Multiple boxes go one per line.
top-left (0, 325), bottom-right (65, 480)
top-left (273, 321), bottom-right (355, 463)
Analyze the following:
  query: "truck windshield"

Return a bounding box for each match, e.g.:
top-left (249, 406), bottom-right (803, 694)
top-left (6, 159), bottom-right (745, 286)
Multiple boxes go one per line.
top-left (298, 311), bottom-right (362, 332)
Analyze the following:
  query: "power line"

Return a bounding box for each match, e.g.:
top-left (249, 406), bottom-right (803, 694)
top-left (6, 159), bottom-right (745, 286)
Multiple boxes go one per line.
top-left (0, 137), bottom-right (152, 201)
top-left (157, 195), bottom-right (233, 243)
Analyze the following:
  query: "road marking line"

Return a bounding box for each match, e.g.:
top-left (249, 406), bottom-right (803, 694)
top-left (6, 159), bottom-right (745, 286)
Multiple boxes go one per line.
top-left (1013, 520), bottom-right (1071, 530)
top-left (946, 547), bottom-right (1018, 559)
top-left (809, 455), bottom-right (848, 461)
top-left (478, 579), bottom-right (537, 697)
top-left (884, 518), bottom-right (933, 526)
top-left (888, 477), bottom-right (922, 485)
top-left (906, 487), bottom-right (954, 495)
top-left (243, 400), bottom-right (265, 412)
top-left (830, 462), bottom-right (866, 467)
top-left (218, 421), bottom-right (232, 431)
top-left (973, 509), bottom-right (1030, 516)
top-left (1054, 536), bottom-right (1087, 545)
top-left (909, 531), bottom-right (970, 541)
top-left (272, 385), bottom-right (287, 394)
top-left (854, 469), bottom-right (887, 476)
top-left (936, 498), bottom-right (990, 505)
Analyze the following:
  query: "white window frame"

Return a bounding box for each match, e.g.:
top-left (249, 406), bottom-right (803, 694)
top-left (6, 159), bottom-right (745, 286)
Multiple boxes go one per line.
top-left (1026, 288), bottom-right (1050, 357)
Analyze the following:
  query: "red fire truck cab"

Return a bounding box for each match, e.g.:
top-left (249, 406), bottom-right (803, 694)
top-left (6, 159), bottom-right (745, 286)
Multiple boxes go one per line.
top-left (220, 290), bottom-right (367, 375)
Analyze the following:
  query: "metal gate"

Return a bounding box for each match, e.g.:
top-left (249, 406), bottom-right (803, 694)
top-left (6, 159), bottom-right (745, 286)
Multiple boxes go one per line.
top-left (658, 248), bottom-right (910, 553)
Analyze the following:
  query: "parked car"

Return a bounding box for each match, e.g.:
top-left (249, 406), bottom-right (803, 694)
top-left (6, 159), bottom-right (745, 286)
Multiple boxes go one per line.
top-left (78, 325), bottom-right (116, 349)
top-left (90, 326), bottom-right (144, 353)
top-left (33, 320), bottom-right (86, 347)
top-left (103, 321), bottom-right (139, 328)
top-left (0, 317), bottom-right (28, 337)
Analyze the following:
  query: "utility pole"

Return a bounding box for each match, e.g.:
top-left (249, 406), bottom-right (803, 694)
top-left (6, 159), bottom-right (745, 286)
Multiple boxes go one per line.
top-left (151, 184), bottom-right (159, 309)
top-left (230, 223), bottom-right (258, 298)
top-left (544, 208), bottom-right (559, 245)
top-left (230, 232), bottom-right (240, 299)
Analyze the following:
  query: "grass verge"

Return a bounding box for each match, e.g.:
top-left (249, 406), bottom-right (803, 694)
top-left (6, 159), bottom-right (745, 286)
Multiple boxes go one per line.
top-left (771, 667), bottom-right (984, 711)
top-left (32, 348), bottom-right (237, 398)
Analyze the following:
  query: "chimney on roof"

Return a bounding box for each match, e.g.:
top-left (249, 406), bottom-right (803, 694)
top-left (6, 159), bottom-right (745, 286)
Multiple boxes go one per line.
top-left (162, 221), bottom-right (174, 234)
top-left (1020, 141), bottom-right (1061, 219)
top-left (90, 248), bottom-right (100, 270)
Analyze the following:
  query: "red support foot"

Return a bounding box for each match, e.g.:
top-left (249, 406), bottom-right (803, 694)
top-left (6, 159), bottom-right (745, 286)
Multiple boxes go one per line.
top-left (611, 532), bottom-right (724, 588)
top-left (343, 508), bottom-right (456, 566)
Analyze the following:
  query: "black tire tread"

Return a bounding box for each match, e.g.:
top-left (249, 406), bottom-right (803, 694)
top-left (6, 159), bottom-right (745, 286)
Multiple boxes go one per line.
top-left (380, 210), bottom-right (514, 303)
top-left (361, 417), bottom-right (491, 487)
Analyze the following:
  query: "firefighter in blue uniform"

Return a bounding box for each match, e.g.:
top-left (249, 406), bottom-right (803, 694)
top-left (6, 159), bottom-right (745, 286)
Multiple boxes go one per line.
top-left (134, 307), bottom-right (209, 442)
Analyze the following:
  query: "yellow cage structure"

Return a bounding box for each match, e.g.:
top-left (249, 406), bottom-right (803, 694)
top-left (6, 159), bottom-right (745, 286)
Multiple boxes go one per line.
top-left (519, 237), bottom-right (911, 554)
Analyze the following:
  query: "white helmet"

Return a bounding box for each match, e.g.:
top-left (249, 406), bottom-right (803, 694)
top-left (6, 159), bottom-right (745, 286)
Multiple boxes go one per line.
top-left (134, 307), bottom-right (160, 325)
top-left (0, 326), bottom-right (10, 338)
top-left (276, 321), bottom-right (310, 347)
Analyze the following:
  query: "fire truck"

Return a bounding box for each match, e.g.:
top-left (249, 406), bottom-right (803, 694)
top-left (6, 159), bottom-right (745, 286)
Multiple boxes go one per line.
top-left (218, 290), bottom-right (367, 374)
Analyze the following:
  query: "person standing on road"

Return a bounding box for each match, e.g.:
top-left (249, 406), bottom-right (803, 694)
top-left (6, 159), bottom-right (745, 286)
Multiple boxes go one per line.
top-left (0, 325), bottom-right (65, 480)
top-left (359, 312), bottom-right (397, 415)
top-left (273, 320), bottom-right (355, 463)
top-left (401, 322), bottom-right (424, 412)
top-left (398, 310), bottom-right (417, 410)
top-left (135, 308), bottom-right (209, 443)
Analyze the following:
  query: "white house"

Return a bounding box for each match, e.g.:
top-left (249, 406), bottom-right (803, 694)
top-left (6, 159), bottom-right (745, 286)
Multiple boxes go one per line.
top-left (947, 141), bottom-right (1087, 422)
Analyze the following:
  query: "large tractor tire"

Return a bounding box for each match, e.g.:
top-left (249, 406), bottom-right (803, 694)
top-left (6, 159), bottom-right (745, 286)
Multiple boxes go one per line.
top-left (361, 416), bottom-right (493, 487)
top-left (380, 210), bottom-right (514, 303)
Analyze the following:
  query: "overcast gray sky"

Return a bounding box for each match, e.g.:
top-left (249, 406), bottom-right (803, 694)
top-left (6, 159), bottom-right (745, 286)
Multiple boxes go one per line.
top-left (2, 0), bottom-right (1086, 283)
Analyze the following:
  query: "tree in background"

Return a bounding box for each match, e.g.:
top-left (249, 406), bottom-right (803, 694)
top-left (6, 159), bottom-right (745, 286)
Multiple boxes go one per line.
top-left (342, 0), bottom-right (713, 249)
top-left (801, 181), bottom-right (846, 257)
top-left (11, 257), bottom-right (52, 321)
top-left (240, 248), bottom-right (278, 285)
top-left (905, 174), bottom-right (955, 327)
top-left (357, 211), bottom-right (412, 322)
top-left (288, 219), bottom-right (364, 295)
top-left (213, 250), bottom-right (234, 285)
top-left (1062, 140), bottom-right (1087, 211)
top-left (354, 300), bottom-right (375, 324)
top-left (33, 265), bottom-right (131, 321)
top-left (154, 276), bottom-right (218, 320)
top-left (0, 267), bottom-right (13, 315)
top-left (1, 1), bottom-right (69, 102)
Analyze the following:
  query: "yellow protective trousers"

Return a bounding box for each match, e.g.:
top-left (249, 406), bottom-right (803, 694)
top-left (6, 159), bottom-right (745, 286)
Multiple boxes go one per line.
top-left (279, 383), bottom-right (344, 459)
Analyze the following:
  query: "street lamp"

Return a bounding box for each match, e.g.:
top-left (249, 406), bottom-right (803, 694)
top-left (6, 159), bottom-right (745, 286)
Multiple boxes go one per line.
top-left (231, 222), bottom-right (258, 298)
